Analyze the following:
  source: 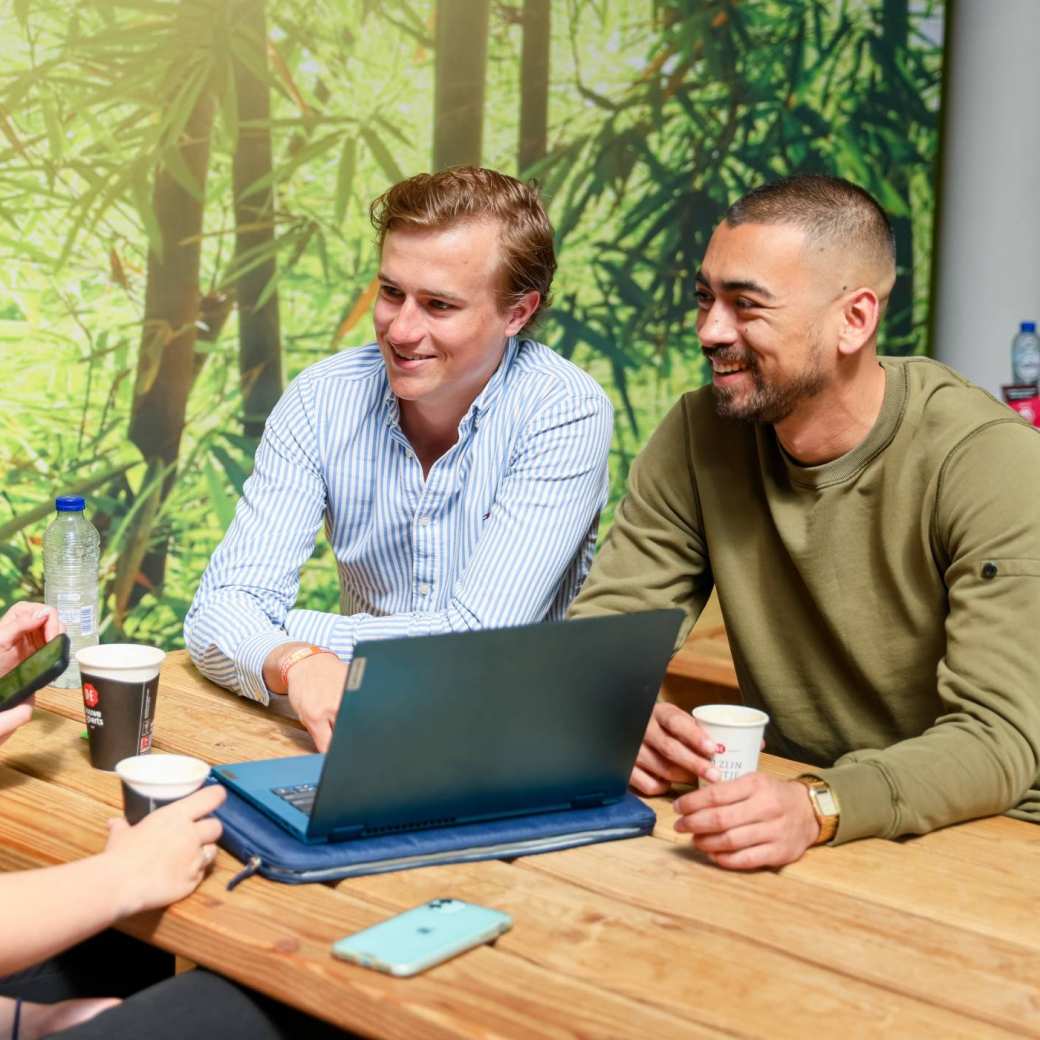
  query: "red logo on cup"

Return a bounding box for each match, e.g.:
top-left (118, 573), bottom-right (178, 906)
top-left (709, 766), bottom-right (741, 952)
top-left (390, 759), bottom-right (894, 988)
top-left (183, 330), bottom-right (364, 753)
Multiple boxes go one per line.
top-left (83, 683), bottom-right (100, 708)
top-left (140, 734), bottom-right (151, 752)
top-left (715, 742), bottom-right (726, 754)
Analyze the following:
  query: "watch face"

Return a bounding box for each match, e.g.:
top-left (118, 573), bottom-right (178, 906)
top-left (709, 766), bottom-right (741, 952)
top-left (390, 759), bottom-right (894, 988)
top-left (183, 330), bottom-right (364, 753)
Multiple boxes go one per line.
top-left (815, 787), bottom-right (838, 817)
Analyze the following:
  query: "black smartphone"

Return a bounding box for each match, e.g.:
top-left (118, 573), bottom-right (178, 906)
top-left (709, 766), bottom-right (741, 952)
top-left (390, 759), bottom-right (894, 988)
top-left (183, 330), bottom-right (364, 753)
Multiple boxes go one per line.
top-left (0, 633), bottom-right (70, 711)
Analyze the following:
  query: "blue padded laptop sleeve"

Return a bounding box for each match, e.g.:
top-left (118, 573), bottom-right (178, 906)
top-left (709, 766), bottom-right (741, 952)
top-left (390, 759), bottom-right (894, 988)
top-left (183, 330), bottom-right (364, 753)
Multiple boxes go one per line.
top-left (211, 779), bottom-right (657, 886)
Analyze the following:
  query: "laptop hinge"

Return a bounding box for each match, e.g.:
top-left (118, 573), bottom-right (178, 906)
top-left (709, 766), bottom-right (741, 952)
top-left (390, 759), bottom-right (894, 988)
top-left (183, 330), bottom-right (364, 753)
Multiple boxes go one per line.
top-left (571, 793), bottom-right (607, 809)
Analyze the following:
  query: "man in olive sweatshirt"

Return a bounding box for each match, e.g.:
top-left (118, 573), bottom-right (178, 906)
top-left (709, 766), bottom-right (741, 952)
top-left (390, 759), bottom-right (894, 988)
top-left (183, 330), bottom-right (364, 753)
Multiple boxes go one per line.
top-left (569, 174), bottom-right (1040, 870)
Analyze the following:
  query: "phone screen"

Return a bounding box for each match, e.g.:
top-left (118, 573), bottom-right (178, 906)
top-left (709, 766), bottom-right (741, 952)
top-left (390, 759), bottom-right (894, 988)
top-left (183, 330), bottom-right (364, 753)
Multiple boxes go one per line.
top-left (0, 634), bottom-right (70, 711)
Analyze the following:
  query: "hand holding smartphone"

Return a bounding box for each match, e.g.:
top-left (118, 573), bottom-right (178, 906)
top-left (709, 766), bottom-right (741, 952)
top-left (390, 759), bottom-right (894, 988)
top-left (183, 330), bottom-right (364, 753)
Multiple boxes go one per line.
top-left (331, 898), bottom-right (512, 977)
top-left (0, 634), bottom-right (70, 712)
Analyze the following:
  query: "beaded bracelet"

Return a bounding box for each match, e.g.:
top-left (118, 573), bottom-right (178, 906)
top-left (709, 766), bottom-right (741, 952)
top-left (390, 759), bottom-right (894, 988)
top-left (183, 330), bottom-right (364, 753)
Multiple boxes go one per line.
top-left (278, 645), bottom-right (335, 690)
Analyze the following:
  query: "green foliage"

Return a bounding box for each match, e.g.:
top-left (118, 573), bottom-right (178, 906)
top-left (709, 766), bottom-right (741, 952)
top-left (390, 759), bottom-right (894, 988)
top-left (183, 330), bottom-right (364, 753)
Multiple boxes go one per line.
top-left (0, 0), bottom-right (944, 649)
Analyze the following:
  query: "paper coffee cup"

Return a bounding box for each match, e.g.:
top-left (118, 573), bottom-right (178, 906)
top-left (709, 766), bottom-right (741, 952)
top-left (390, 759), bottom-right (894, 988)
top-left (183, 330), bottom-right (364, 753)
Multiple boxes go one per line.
top-left (692, 704), bottom-right (770, 785)
top-left (76, 644), bottom-right (165, 771)
top-left (116, 753), bottom-right (211, 825)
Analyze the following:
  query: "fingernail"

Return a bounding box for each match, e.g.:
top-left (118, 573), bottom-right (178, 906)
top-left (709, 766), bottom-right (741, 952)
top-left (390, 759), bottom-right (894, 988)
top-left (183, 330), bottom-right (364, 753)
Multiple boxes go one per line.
top-left (706, 768), bottom-right (721, 783)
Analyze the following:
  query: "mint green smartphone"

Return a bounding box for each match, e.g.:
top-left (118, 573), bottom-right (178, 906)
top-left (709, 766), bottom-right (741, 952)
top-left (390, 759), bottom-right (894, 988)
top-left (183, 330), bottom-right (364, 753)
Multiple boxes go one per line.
top-left (331, 898), bottom-right (512, 977)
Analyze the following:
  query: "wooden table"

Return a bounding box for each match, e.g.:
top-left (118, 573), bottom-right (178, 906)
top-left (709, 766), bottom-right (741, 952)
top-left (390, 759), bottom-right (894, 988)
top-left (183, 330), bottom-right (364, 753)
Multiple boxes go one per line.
top-left (2, 652), bottom-right (1039, 1038)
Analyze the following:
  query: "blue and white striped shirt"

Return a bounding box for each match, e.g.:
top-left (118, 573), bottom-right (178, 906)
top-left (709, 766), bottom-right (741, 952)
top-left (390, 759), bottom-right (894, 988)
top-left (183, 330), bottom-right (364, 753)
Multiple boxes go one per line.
top-left (184, 337), bottom-right (613, 704)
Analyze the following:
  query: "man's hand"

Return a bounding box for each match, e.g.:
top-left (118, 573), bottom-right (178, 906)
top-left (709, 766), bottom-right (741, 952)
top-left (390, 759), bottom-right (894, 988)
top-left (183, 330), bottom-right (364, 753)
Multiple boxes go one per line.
top-left (285, 653), bottom-right (348, 753)
top-left (673, 773), bottom-right (820, 870)
top-left (629, 702), bottom-right (722, 794)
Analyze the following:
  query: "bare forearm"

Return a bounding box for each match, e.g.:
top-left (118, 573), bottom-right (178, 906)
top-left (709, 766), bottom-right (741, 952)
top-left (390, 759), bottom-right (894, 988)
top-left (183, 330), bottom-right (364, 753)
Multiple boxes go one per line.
top-left (0, 854), bottom-right (128, 974)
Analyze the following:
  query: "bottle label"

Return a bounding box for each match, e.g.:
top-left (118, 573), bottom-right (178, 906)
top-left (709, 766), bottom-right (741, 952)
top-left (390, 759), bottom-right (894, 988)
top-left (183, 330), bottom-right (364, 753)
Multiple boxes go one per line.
top-left (56, 593), bottom-right (96, 637)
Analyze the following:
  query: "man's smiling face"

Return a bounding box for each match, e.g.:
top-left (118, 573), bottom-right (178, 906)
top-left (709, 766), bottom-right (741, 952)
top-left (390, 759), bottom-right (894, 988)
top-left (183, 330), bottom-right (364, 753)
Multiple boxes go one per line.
top-left (374, 220), bottom-right (529, 422)
top-left (695, 221), bottom-right (844, 425)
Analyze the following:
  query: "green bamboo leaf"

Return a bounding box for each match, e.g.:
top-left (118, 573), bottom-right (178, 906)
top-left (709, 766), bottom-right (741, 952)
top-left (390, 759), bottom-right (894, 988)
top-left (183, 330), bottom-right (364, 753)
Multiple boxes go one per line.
top-left (243, 130), bottom-right (340, 200)
top-left (41, 95), bottom-right (63, 163)
top-left (210, 442), bottom-right (251, 495)
top-left (218, 52), bottom-right (239, 152)
top-left (334, 136), bottom-right (356, 227)
top-left (203, 458), bottom-right (236, 528)
top-left (360, 127), bottom-right (404, 186)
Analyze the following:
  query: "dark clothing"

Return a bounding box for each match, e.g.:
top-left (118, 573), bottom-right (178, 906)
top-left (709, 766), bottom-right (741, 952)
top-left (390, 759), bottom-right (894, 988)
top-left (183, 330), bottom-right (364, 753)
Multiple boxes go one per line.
top-left (0, 932), bottom-right (349, 1039)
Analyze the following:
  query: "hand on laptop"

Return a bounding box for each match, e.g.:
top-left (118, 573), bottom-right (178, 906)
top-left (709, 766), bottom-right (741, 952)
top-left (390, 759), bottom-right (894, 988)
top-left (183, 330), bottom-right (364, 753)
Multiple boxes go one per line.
top-left (629, 702), bottom-right (722, 794)
top-left (286, 654), bottom-right (348, 753)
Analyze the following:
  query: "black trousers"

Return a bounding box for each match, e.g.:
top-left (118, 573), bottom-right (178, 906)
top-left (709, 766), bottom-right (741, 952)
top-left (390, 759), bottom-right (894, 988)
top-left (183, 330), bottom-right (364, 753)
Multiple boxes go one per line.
top-left (0, 932), bottom-right (350, 1039)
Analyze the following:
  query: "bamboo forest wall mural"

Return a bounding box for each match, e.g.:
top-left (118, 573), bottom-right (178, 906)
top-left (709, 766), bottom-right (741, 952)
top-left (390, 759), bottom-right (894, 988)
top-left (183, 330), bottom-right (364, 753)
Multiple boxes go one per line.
top-left (0, 0), bottom-right (945, 647)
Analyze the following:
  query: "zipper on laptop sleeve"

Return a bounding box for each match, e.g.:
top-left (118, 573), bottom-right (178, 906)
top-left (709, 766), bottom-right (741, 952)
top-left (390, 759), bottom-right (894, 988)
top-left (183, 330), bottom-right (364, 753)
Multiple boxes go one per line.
top-left (226, 855), bottom-right (263, 891)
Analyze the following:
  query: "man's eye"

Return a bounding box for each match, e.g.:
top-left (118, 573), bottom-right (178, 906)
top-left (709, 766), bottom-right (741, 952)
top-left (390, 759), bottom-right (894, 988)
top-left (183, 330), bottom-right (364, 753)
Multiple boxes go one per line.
top-left (379, 285), bottom-right (402, 299)
top-left (694, 290), bottom-right (713, 307)
top-left (735, 297), bottom-right (758, 310)
top-left (428, 300), bottom-right (453, 312)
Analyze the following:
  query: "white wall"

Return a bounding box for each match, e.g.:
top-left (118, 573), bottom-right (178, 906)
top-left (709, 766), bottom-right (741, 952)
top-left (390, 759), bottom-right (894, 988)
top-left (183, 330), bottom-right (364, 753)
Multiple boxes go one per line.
top-left (932, 0), bottom-right (1040, 396)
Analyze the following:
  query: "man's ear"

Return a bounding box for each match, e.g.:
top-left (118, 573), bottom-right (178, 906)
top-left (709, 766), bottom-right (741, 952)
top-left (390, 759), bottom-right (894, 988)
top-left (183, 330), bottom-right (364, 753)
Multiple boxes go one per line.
top-left (837, 287), bottom-right (881, 357)
top-left (503, 290), bottom-right (541, 336)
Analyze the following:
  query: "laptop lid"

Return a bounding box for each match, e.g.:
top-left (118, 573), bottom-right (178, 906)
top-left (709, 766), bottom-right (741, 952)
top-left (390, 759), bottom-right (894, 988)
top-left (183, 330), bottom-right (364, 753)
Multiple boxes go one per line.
top-left (307, 609), bottom-right (683, 841)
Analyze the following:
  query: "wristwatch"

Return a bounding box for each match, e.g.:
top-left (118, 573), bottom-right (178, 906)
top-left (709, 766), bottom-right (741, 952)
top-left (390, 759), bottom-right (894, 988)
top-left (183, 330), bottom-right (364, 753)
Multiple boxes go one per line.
top-left (795, 776), bottom-right (840, 845)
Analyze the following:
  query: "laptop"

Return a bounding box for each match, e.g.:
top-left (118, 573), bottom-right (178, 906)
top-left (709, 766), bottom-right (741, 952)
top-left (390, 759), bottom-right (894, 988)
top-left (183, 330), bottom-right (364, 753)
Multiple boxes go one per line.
top-left (212, 609), bottom-right (682, 844)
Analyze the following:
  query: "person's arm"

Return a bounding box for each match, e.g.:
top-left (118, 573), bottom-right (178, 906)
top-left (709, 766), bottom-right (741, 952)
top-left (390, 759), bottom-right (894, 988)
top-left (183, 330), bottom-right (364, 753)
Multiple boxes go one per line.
top-left (280, 391), bottom-right (615, 749)
top-left (814, 420), bottom-right (1040, 842)
top-left (568, 397), bottom-right (720, 792)
top-left (568, 396), bottom-right (712, 626)
top-left (183, 374), bottom-right (328, 704)
top-left (0, 784), bottom-right (224, 975)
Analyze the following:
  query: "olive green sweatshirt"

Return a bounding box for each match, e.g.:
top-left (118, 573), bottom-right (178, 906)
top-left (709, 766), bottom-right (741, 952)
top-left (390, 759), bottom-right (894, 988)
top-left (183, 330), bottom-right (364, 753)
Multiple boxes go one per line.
top-left (570, 357), bottom-right (1040, 843)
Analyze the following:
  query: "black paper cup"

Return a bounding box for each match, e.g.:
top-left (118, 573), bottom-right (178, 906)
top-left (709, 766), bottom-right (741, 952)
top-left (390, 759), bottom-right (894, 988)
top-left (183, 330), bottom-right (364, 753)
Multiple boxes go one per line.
top-left (115, 753), bottom-right (211, 824)
top-left (76, 644), bottom-right (165, 771)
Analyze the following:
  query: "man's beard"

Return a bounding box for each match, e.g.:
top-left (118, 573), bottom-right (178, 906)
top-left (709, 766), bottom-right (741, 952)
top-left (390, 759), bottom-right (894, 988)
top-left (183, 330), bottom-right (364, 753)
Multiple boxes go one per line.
top-left (709, 344), bottom-right (826, 425)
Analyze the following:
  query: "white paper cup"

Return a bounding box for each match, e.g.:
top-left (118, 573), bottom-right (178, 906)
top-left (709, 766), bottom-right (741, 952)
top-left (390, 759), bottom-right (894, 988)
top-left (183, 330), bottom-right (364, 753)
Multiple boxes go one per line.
top-left (116, 753), bottom-right (210, 824)
top-left (692, 704), bottom-right (770, 785)
top-left (76, 643), bottom-right (165, 683)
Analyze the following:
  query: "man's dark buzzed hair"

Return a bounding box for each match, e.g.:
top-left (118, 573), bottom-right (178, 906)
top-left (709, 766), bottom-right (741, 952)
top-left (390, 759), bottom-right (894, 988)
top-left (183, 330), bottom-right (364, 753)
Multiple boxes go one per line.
top-left (725, 174), bottom-right (896, 270)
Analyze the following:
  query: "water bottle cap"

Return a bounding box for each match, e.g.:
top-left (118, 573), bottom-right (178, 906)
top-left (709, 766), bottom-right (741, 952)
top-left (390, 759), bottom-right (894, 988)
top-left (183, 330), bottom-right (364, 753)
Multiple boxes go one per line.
top-left (54, 496), bottom-right (85, 512)
top-left (1020, 321), bottom-right (1036, 333)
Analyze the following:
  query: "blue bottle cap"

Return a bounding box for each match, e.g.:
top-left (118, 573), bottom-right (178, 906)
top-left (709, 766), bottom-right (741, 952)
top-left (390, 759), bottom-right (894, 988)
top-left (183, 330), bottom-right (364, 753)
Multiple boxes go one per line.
top-left (1021, 321), bottom-right (1036, 333)
top-left (55, 496), bottom-right (85, 512)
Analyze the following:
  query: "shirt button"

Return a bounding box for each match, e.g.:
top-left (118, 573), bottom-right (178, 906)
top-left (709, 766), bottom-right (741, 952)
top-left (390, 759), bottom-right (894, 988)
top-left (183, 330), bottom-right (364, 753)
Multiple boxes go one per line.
top-left (981, 561), bottom-right (998, 579)
top-left (417, 516), bottom-right (431, 526)
top-left (418, 583), bottom-right (430, 596)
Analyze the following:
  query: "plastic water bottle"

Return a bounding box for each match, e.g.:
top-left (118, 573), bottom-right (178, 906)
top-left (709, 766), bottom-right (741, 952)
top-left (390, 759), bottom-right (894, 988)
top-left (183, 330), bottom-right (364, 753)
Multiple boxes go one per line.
top-left (1011, 321), bottom-right (1040, 385)
top-left (43, 496), bottom-right (101, 688)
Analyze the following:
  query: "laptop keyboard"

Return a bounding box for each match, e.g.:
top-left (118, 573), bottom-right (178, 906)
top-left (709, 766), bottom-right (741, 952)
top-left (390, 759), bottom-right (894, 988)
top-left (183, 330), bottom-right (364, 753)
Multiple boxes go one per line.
top-left (272, 783), bottom-right (317, 816)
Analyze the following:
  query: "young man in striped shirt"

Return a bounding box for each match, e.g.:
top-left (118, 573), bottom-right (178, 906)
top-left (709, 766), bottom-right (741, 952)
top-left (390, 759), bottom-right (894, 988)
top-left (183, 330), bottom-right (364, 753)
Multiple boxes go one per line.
top-left (185, 168), bottom-right (613, 752)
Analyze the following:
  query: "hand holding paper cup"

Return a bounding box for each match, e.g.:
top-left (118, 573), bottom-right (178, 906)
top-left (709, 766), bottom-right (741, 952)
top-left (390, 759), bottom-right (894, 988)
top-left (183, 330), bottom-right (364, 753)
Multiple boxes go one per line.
top-left (691, 704), bottom-right (770, 785)
top-left (76, 643), bottom-right (165, 770)
top-left (116, 753), bottom-right (212, 824)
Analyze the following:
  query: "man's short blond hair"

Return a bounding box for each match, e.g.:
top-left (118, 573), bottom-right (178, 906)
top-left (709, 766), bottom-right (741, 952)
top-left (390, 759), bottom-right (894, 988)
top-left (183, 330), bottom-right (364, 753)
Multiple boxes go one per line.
top-left (370, 166), bottom-right (556, 329)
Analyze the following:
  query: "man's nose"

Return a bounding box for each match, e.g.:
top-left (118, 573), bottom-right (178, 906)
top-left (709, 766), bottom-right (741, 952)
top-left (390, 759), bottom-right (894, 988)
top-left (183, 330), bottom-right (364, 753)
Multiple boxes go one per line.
top-left (697, 302), bottom-right (737, 349)
top-left (387, 297), bottom-right (423, 344)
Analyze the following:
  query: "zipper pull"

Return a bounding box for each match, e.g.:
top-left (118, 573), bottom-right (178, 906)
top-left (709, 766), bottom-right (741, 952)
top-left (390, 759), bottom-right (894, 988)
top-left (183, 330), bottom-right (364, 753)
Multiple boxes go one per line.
top-left (226, 855), bottom-right (262, 891)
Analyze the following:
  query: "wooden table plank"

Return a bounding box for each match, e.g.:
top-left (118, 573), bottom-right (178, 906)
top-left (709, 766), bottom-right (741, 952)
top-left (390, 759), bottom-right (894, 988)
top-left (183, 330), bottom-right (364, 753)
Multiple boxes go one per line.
top-left (344, 855), bottom-right (1023, 1039)
top-left (647, 790), bottom-right (1040, 954)
top-left (516, 822), bottom-right (1040, 1035)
